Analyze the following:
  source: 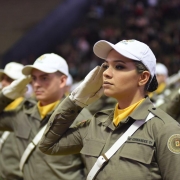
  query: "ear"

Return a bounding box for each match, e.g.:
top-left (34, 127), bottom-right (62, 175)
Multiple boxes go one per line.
top-left (59, 75), bottom-right (67, 88)
top-left (138, 71), bottom-right (151, 87)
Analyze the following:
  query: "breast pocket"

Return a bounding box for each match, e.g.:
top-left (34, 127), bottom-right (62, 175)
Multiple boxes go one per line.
top-left (80, 139), bottom-right (106, 170)
top-left (14, 121), bottom-right (31, 140)
top-left (80, 139), bottom-right (105, 157)
top-left (120, 137), bottom-right (155, 164)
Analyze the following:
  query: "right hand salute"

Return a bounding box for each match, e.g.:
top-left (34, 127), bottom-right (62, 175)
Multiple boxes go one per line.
top-left (2, 75), bottom-right (32, 100)
top-left (69, 64), bottom-right (105, 108)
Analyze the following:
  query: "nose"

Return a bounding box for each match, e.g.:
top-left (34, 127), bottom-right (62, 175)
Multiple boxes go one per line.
top-left (103, 67), bottom-right (112, 79)
top-left (32, 79), bottom-right (40, 88)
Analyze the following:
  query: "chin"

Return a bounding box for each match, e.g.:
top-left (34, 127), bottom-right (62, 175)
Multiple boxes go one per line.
top-left (104, 90), bottom-right (114, 97)
top-left (35, 95), bottom-right (44, 101)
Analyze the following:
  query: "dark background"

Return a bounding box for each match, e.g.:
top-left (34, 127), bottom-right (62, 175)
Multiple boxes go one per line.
top-left (0, 0), bottom-right (179, 82)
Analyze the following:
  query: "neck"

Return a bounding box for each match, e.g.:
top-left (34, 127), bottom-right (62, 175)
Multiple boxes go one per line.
top-left (38, 95), bottom-right (63, 106)
top-left (116, 91), bottom-right (145, 109)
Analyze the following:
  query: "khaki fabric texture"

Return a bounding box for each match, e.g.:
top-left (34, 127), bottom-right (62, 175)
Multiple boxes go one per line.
top-left (0, 93), bottom-right (91, 180)
top-left (0, 132), bottom-right (23, 180)
top-left (0, 98), bottom-right (26, 180)
top-left (39, 96), bottom-right (180, 180)
top-left (87, 95), bottom-right (117, 115)
top-left (163, 88), bottom-right (180, 123)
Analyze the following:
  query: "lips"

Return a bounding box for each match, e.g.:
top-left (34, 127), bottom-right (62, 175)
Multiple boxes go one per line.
top-left (34, 91), bottom-right (43, 95)
top-left (103, 81), bottom-right (113, 85)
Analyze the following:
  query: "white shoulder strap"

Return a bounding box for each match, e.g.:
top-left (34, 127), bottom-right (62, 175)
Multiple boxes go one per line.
top-left (87, 112), bottom-right (154, 180)
top-left (0, 131), bottom-right (10, 151)
top-left (19, 124), bottom-right (47, 171)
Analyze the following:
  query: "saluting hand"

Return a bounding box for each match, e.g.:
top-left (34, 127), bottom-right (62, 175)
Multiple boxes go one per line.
top-left (2, 75), bottom-right (32, 99)
top-left (69, 64), bottom-right (105, 107)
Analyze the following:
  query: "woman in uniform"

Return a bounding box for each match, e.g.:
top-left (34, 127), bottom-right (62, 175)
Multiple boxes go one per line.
top-left (39, 39), bottom-right (180, 180)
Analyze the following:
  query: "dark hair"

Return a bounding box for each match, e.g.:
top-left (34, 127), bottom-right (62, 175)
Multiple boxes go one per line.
top-left (55, 71), bottom-right (64, 77)
top-left (133, 61), bottom-right (158, 92)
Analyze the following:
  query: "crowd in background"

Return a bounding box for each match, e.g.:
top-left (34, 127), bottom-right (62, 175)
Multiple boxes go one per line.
top-left (20, 0), bottom-right (180, 82)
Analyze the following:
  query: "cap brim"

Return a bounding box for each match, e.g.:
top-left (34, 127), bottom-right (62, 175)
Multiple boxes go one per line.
top-left (22, 65), bottom-right (57, 75)
top-left (0, 70), bottom-right (16, 80)
top-left (93, 40), bottom-right (139, 61)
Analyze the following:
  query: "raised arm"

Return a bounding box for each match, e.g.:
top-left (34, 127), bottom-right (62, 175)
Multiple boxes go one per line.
top-left (39, 65), bottom-right (105, 155)
top-left (0, 76), bottom-right (31, 130)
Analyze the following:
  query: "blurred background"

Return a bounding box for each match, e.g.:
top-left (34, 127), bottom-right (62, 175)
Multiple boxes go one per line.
top-left (0, 0), bottom-right (179, 83)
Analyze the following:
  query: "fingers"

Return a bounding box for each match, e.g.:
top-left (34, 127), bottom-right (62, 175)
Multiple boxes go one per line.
top-left (96, 87), bottom-right (104, 97)
top-left (96, 64), bottom-right (105, 79)
top-left (84, 66), bottom-right (100, 81)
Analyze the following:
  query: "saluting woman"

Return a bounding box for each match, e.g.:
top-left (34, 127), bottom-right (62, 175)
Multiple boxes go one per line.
top-left (39, 39), bottom-right (180, 180)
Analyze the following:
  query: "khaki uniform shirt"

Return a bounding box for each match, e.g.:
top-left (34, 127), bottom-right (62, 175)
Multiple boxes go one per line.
top-left (162, 88), bottom-right (180, 123)
top-left (0, 93), bottom-right (92, 180)
top-left (87, 95), bottom-right (117, 115)
top-left (39, 96), bottom-right (180, 180)
top-left (0, 132), bottom-right (23, 180)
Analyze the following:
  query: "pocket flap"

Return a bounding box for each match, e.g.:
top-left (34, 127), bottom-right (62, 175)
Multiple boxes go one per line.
top-left (14, 121), bottom-right (31, 139)
top-left (80, 139), bottom-right (105, 157)
top-left (120, 138), bottom-right (155, 164)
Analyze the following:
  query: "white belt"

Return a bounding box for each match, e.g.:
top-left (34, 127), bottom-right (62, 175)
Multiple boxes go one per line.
top-left (87, 112), bottom-right (155, 180)
top-left (0, 131), bottom-right (10, 151)
top-left (19, 124), bottom-right (47, 171)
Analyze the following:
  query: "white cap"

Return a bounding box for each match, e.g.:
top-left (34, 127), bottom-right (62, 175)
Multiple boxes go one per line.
top-left (0, 62), bottom-right (24, 80)
top-left (93, 39), bottom-right (156, 80)
top-left (22, 53), bottom-right (69, 76)
top-left (156, 63), bottom-right (168, 76)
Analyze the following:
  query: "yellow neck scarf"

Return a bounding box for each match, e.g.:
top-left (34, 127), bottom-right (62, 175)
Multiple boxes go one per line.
top-left (4, 97), bottom-right (24, 111)
top-left (37, 100), bottom-right (60, 119)
top-left (113, 98), bottom-right (145, 126)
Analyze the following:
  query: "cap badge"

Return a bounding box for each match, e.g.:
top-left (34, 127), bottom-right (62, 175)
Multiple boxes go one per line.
top-left (120, 40), bottom-right (135, 45)
top-left (36, 55), bottom-right (46, 63)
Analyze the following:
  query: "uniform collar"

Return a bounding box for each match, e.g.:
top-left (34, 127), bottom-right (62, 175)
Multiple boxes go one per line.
top-left (129, 97), bottom-right (154, 121)
top-left (24, 100), bottom-right (61, 121)
top-left (96, 97), bottom-right (154, 130)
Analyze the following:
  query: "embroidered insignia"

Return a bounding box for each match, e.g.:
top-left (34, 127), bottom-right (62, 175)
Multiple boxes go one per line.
top-left (120, 40), bottom-right (135, 45)
top-left (167, 134), bottom-right (180, 154)
top-left (35, 55), bottom-right (46, 64)
top-left (38, 55), bottom-right (45, 60)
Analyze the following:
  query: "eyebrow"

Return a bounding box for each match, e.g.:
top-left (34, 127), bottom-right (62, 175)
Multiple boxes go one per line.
top-left (104, 60), bottom-right (126, 64)
top-left (31, 73), bottom-right (49, 77)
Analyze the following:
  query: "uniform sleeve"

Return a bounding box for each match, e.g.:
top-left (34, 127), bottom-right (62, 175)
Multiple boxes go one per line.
top-left (39, 96), bottom-right (90, 155)
top-left (165, 89), bottom-right (180, 119)
top-left (0, 92), bottom-right (13, 112)
top-left (0, 92), bottom-right (16, 131)
top-left (156, 122), bottom-right (180, 180)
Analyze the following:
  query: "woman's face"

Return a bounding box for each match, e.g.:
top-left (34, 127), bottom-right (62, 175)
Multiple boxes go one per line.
top-left (102, 49), bottom-right (142, 100)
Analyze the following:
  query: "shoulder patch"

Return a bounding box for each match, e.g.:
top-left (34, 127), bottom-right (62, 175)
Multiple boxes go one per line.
top-left (167, 134), bottom-right (180, 154)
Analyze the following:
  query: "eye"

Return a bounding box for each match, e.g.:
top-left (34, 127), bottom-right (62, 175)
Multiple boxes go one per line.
top-left (102, 63), bottom-right (109, 69)
top-left (42, 76), bottom-right (48, 81)
top-left (115, 64), bottom-right (125, 70)
top-left (31, 76), bottom-right (36, 81)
